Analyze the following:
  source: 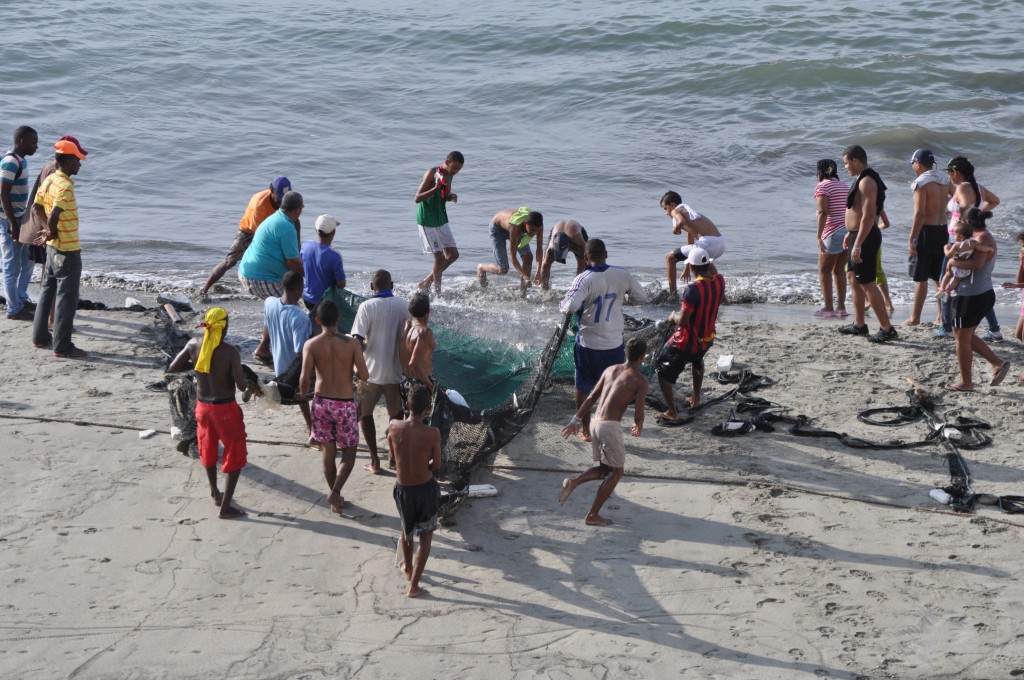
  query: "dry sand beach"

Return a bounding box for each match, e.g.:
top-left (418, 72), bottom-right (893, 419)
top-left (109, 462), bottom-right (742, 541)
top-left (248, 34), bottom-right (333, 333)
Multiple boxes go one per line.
top-left (1, 301), bottom-right (1023, 679)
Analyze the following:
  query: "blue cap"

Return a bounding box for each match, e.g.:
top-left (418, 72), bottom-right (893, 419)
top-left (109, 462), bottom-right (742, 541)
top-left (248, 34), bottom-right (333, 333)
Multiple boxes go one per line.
top-left (270, 176), bottom-right (291, 201)
top-left (910, 149), bottom-right (935, 166)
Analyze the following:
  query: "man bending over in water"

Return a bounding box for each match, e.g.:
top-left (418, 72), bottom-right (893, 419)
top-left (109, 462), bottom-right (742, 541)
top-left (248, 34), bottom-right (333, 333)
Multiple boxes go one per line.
top-left (168, 307), bottom-right (256, 519)
top-left (660, 190), bottom-right (725, 294)
top-left (299, 299), bottom-right (368, 514)
top-left (389, 384), bottom-right (442, 597)
top-left (476, 207), bottom-right (544, 294)
top-left (537, 219), bottom-right (588, 290)
top-left (559, 337), bottom-right (648, 526)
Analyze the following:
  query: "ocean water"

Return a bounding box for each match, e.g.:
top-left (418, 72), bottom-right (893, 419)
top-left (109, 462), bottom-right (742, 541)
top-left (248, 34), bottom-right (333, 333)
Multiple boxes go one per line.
top-left (6, 0), bottom-right (1024, 309)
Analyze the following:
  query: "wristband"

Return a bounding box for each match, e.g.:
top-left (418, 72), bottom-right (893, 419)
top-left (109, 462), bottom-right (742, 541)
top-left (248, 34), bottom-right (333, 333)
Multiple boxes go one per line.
top-left (568, 416), bottom-right (580, 427)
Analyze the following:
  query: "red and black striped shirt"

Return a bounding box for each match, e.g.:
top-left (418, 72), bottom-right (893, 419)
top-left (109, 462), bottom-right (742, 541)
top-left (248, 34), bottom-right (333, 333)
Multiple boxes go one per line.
top-left (670, 274), bottom-right (725, 354)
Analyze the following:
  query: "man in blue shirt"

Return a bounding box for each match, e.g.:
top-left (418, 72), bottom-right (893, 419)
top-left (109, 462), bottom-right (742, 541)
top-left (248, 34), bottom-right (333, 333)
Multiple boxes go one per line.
top-left (264, 270), bottom-right (313, 437)
top-left (239, 190), bottom-right (304, 362)
top-left (301, 214), bottom-right (346, 310)
top-left (1, 126), bottom-right (39, 320)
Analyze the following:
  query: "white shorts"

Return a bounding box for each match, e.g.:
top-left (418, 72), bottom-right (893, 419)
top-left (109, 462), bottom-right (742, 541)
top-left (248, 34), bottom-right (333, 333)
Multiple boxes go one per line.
top-left (674, 234), bottom-right (726, 261)
top-left (418, 224), bottom-right (457, 254)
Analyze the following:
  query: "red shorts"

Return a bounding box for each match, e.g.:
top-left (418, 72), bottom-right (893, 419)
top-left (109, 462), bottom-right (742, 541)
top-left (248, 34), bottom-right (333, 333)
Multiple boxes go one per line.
top-left (195, 400), bottom-right (248, 473)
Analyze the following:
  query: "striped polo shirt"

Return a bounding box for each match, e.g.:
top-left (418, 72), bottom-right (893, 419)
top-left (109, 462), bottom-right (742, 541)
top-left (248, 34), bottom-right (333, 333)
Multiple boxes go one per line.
top-left (670, 274), bottom-right (725, 354)
top-left (35, 170), bottom-right (80, 252)
top-left (0, 152), bottom-right (30, 219)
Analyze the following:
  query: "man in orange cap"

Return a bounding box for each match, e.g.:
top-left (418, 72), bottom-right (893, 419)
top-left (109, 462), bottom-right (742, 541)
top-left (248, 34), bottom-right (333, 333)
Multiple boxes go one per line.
top-left (31, 137), bottom-right (88, 358)
top-left (198, 176), bottom-right (292, 297)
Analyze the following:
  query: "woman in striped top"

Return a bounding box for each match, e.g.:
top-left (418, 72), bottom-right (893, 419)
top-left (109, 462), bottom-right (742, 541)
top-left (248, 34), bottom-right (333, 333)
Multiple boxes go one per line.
top-left (813, 159), bottom-right (850, 318)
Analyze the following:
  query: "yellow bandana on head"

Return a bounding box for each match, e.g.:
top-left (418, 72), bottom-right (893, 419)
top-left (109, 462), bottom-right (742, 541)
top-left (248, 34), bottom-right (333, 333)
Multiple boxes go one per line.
top-left (195, 307), bottom-right (228, 374)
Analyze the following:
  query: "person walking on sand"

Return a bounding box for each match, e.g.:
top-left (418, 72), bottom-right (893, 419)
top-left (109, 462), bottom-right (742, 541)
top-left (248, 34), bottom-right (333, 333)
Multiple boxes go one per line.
top-left (1, 126), bottom-right (39, 321)
top-left (389, 384), bottom-right (442, 597)
top-left (660, 190), bottom-right (725, 295)
top-left (812, 159), bottom-right (849, 318)
top-left (415, 151), bottom-right (463, 295)
top-left (167, 308), bottom-right (255, 519)
top-left (538, 219), bottom-right (588, 290)
top-left (559, 337), bottom-right (648, 527)
top-left (655, 248), bottom-right (725, 423)
top-left (838, 145), bottom-right (897, 343)
top-left (476, 207), bottom-right (544, 293)
top-left (299, 300), bottom-right (368, 513)
top-left (559, 239), bottom-right (648, 441)
top-left (905, 149), bottom-right (951, 326)
top-left (351, 269), bottom-right (409, 473)
top-left (199, 176), bottom-right (291, 297)
top-left (31, 137), bottom-right (88, 358)
top-left (945, 208), bottom-right (1009, 391)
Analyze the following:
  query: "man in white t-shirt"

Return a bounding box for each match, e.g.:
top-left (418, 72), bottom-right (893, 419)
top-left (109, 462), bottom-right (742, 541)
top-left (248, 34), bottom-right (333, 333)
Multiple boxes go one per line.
top-left (559, 239), bottom-right (649, 441)
top-left (351, 269), bottom-right (409, 473)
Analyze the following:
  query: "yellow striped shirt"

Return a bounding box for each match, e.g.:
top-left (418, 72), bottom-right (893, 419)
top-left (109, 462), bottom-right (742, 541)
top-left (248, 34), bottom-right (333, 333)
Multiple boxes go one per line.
top-left (35, 170), bottom-right (80, 252)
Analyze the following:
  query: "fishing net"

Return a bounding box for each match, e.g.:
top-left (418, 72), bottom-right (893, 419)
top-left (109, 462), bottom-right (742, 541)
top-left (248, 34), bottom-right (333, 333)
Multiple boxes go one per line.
top-left (321, 287), bottom-right (672, 490)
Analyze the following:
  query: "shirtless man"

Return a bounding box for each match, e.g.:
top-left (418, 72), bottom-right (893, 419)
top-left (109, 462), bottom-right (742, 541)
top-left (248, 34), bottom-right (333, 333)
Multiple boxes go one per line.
top-left (388, 384), bottom-right (442, 598)
top-left (167, 307), bottom-right (256, 519)
top-left (299, 299), bottom-right (368, 513)
top-left (414, 151), bottom-right (463, 295)
top-left (660, 191), bottom-right (725, 294)
top-left (906, 149), bottom-right (952, 325)
top-left (401, 292), bottom-right (436, 392)
top-left (839, 145), bottom-right (897, 343)
top-left (476, 207), bottom-right (544, 293)
top-left (537, 219), bottom-right (588, 290)
top-left (559, 337), bottom-right (648, 526)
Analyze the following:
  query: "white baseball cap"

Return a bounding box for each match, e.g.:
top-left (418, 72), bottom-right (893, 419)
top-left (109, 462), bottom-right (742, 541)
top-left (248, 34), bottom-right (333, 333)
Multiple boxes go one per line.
top-left (683, 247), bottom-right (711, 266)
top-left (315, 214), bottom-right (340, 234)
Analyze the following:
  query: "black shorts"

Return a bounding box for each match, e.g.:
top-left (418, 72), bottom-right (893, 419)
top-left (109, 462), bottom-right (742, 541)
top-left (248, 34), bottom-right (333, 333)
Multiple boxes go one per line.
top-left (393, 478), bottom-right (442, 540)
top-left (655, 343), bottom-right (706, 384)
top-left (951, 290), bottom-right (995, 330)
top-left (912, 224), bottom-right (948, 282)
top-left (851, 225), bottom-right (882, 284)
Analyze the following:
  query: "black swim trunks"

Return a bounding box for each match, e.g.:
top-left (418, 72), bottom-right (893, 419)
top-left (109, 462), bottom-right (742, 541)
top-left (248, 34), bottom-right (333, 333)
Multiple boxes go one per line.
top-left (911, 224), bottom-right (948, 282)
top-left (851, 225), bottom-right (882, 285)
top-left (951, 289), bottom-right (995, 330)
top-left (655, 342), bottom-right (706, 385)
top-left (393, 478), bottom-right (442, 540)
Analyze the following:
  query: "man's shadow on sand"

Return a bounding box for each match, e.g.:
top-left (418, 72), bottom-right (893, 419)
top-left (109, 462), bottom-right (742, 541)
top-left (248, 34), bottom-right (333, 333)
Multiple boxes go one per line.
top-left (425, 484), bottom-right (1007, 679)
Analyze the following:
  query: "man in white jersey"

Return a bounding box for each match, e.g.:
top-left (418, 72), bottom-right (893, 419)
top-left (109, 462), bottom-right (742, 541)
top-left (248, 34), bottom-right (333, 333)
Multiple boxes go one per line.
top-left (660, 190), bottom-right (725, 295)
top-left (559, 238), bottom-right (649, 441)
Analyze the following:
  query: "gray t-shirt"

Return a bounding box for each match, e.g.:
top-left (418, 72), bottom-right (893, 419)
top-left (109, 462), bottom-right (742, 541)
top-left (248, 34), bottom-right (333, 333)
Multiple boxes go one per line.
top-left (351, 294), bottom-right (409, 384)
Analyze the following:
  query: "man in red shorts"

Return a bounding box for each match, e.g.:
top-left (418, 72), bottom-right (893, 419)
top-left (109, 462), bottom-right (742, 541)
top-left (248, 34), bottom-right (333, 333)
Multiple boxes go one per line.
top-left (168, 307), bottom-right (254, 519)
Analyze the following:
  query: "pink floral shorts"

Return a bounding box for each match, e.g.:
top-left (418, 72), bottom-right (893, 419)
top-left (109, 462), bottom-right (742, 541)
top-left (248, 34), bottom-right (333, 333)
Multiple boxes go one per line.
top-left (311, 396), bottom-right (359, 448)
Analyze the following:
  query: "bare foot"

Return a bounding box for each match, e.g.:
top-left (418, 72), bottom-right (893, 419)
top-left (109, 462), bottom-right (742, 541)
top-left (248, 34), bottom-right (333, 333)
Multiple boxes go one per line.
top-left (585, 515), bottom-right (611, 526)
top-left (578, 430), bottom-right (592, 442)
top-left (328, 492), bottom-right (345, 514)
top-left (656, 410), bottom-right (678, 421)
top-left (686, 396), bottom-right (700, 409)
top-left (476, 266), bottom-right (488, 288)
top-left (306, 435), bottom-right (320, 449)
top-left (407, 585), bottom-right (425, 598)
top-left (557, 478), bottom-right (575, 505)
top-left (364, 463), bottom-right (381, 475)
top-left (212, 490), bottom-right (223, 507)
top-left (388, 459), bottom-right (397, 470)
top-left (904, 318), bottom-right (920, 326)
top-left (219, 506), bottom-right (246, 519)
top-left (398, 561), bottom-right (412, 581)
top-left (944, 382), bottom-right (974, 393)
